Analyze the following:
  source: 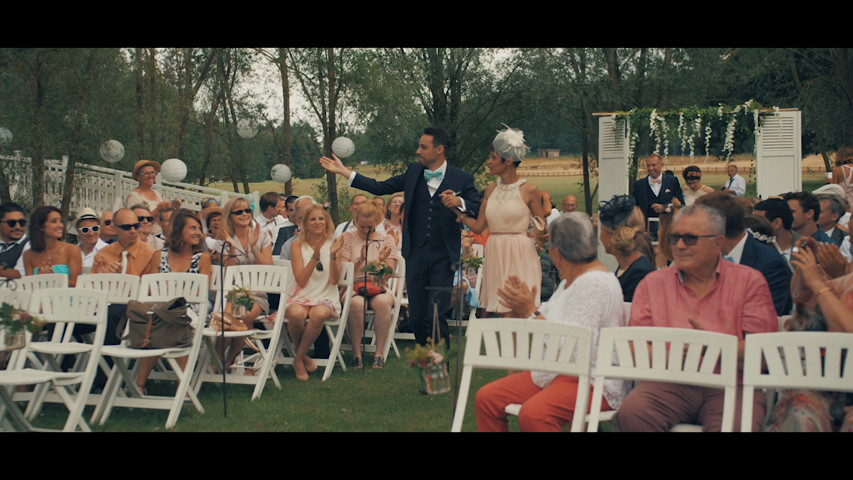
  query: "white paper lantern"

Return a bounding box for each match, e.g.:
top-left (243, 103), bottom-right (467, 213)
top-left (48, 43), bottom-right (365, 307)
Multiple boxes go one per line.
top-left (160, 158), bottom-right (187, 183)
top-left (237, 119), bottom-right (257, 139)
top-left (99, 139), bottom-right (125, 163)
top-left (271, 164), bottom-right (292, 184)
top-left (0, 128), bottom-right (12, 145)
top-left (332, 136), bottom-right (355, 159)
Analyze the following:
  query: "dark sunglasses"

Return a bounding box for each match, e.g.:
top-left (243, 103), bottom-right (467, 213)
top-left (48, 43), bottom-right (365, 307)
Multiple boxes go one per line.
top-left (115, 223), bottom-right (141, 231)
top-left (2, 219), bottom-right (26, 228)
top-left (316, 260), bottom-right (324, 272)
top-left (103, 220), bottom-right (112, 226)
top-left (137, 216), bottom-right (154, 223)
top-left (79, 225), bottom-right (100, 234)
top-left (230, 208), bottom-right (253, 216)
top-left (667, 233), bottom-right (717, 246)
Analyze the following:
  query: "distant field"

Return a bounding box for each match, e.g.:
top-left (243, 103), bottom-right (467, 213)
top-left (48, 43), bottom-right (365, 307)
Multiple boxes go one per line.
top-left (210, 154), bottom-right (829, 214)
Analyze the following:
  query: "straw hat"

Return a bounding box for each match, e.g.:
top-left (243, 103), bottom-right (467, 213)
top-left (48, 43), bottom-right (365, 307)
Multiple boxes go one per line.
top-left (132, 159), bottom-right (161, 178)
top-left (68, 207), bottom-right (100, 235)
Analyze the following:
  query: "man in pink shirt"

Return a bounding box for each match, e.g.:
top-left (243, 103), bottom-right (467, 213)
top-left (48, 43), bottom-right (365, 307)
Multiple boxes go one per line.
top-left (614, 204), bottom-right (778, 432)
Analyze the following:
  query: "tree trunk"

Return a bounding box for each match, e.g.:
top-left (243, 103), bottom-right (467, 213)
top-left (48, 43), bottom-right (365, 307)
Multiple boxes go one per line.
top-left (325, 48), bottom-right (340, 225)
top-left (278, 48), bottom-right (293, 197)
top-left (30, 50), bottom-right (46, 208)
top-left (790, 51), bottom-right (832, 171)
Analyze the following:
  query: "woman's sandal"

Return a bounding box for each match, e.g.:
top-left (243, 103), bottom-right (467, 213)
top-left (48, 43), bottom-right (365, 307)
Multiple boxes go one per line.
top-left (351, 357), bottom-right (363, 370)
top-left (372, 356), bottom-right (384, 370)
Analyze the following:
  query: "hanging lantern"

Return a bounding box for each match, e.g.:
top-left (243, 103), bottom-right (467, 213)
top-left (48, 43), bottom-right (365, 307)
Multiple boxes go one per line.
top-left (237, 119), bottom-right (257, 139)
top-left (332, 136), bottom-right (355, 159)
top-left (160, 158), bottom-right (187, 183)
top-left (99, 140), bottom-right (125, 163)
top-left (271, 164), bottom-right (292, 184)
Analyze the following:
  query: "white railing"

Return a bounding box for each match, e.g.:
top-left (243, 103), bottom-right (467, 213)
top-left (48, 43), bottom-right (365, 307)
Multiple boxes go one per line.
top-left (0, 152), bottom-right (258, 215)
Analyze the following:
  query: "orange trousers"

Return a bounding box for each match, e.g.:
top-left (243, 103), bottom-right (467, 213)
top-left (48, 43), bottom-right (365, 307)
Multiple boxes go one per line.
top-left (475, 371), bottom-right (611, 432)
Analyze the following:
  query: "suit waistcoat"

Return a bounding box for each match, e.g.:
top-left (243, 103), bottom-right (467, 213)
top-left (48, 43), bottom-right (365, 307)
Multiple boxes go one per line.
top-left (408, 174), bottom-right (446, 249)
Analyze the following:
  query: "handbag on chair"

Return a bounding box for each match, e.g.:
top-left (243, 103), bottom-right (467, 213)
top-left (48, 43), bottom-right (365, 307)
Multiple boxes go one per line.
top-left (120, 297), bottom-right (194, 349)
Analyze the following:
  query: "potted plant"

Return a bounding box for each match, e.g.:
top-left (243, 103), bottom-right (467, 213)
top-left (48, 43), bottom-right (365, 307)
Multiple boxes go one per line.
top-left (227, 286), bottom-right (254, 320)
top-left (0, 302), bottom-right (45, 351)
top-left (405, 336), bottom-right (452, 395)
top-left (361, 260), bottom-right (394, 287)
top-left (460, 254), bottom-right (483, 275)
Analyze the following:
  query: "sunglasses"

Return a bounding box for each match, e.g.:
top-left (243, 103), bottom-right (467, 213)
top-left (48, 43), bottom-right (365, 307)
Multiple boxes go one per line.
top-left (115, 223), bottom-right (141, 231)
top-left (2, 219), bottom-right (26, 228)
top-left (230, 208), bottom-right (253, 216)
top-left (103, 220), bottom-right (112, 226)
top-left (316, 260), bottom-right (324, 272)
top-left (79, 225), bottom-right (100, 234)
top-left (137, 216), bottom-right (154, 223)
top-left (667, 233), bottom-right (717, 246)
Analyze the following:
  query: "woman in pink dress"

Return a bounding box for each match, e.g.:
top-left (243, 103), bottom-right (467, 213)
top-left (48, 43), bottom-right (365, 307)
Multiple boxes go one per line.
top-left (340, 201), bottom-right (398, 369)
top-left (449, 125), bottom-right (548, 316)
top-left (830, 145), bottom-right (853, 209)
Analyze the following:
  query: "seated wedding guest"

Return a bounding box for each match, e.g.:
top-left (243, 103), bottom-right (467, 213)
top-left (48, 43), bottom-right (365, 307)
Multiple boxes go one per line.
top-left (135, 209), bottom-right (212, 393)
top-left (100, 209), bottom-right (117, 244)
top-left (598, 195), bottom-right (654, 302)
top-left (286, 203), bottom-right (343, 381)
top-left (200, 206), bottom-right (223, 256)
top-left (0, 202), bottom-right (28, 279)
top-left (339, 201), bottom-right (398, 370)
top-left (781, 191), bottom-right (832, 244)
top-left (764, 235), bottom-right (853, 431)
top-left (131, 204), bottom-right (164, 250)
top-left (474, 213), bottom-right (629, 432)
top-left (212, 196), bottom-right (274, 372)
top-left (125, 159), bottom-right (181, 236)
top-left (156, 207), bottom-right (174, 242)
top-left (754, 197), bottom-right (798, 265)
top-left (272, 195), bottom-right (300, 256)
top-left (743, 214), bottom-right (778, 248)
top-left (255, 191), bottom-right (287, 241)
top-left (23, 205), bottom-right (82, 287)
top-left (816, 193), bottom-right (849, 247)
top-left (612, 204), bottom-right (778, 432)
top-left (71, 208), bottom-right (108, 270)
top-left (379, 194), bottom-right (404, 251)
top-left (695, 192), bottom-right (793, 316)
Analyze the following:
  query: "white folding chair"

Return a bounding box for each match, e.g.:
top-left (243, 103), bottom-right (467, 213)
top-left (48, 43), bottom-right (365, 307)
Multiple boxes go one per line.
top-left (91, 273), bottom-right (209, 429)
top-left (448, 243), bottom-right (484, 331)
top-left (193, 264), bottom-right (289, 400)
top-left (741, 331), bottom-right (853, 432)
top-left (278, 262), bottom-right (355, 381)
top-left (0, 288), bottom-right (108, 431)
top-left (451, 317), bottom-right (594, 432)
top-left (8, 273), bottom-right (69, 292)
top-left (77, 273), bottom-right (140, 304)
top-left (586, 326), bottom-right (740, 432)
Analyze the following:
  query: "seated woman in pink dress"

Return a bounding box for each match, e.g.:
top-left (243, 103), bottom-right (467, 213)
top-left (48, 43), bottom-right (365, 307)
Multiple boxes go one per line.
top-left (340, 201), bottom-right (398, 370)
top-left (286, 204), bottom-right (343, 381)
top-left (474, 213), bottom-right (629, 431)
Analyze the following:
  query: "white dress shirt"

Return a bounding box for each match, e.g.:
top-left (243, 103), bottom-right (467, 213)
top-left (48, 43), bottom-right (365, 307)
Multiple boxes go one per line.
top-left (725, 174), bottom-right (746, 196)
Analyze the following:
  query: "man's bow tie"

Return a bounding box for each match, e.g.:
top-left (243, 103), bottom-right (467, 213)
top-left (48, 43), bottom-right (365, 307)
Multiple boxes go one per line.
top-left (424, 169), bottom-right (443, 182)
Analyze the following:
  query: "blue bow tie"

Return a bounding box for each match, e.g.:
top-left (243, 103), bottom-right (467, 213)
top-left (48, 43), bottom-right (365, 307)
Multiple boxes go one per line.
top-left (424, 169), bottom-right (443, 182)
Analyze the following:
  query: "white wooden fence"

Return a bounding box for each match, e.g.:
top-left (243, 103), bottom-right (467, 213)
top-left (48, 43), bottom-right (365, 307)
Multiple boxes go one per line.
top-left (0, 152), bottom-right (258, 216)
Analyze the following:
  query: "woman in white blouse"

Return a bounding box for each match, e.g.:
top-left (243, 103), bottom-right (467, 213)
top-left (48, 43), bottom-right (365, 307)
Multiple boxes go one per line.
top-left (474, 212), bottom-right (629, 432)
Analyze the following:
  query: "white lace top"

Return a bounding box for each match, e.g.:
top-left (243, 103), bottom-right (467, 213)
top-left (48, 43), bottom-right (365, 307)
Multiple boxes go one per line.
top-left (532, 270), bottom-right (629, 410)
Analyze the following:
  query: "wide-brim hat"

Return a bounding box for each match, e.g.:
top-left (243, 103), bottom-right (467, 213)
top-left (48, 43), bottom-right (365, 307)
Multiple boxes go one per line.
top-left (68, 207), bottom-right (100, 235)
top-left (133, 159), bottom-right (161, 178)
top-left (598, 194), bottom-right (636, 229)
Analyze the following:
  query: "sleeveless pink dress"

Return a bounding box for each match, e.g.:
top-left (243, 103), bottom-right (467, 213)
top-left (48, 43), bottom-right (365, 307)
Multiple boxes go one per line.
top-left (478, 179), bottom-right (542, 313)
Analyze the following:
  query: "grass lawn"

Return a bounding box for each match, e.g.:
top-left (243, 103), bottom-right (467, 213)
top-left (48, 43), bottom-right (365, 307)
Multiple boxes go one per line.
top-left (26, 338), bottom-right (511, 432)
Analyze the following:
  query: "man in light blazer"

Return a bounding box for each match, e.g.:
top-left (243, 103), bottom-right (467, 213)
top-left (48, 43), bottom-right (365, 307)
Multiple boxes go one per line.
top-left (320, 127), bottom-right (481, 347)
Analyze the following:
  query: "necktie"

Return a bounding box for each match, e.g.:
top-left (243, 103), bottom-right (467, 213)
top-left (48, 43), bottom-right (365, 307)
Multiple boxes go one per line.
top-left (121, 250), bottom-right (129, 274)
top-left (650, 177), bottom-right (661, 185)
top-left (728, 178), bottom-right (733, 188)
top-left (424, 169), bottom-right (443, 182)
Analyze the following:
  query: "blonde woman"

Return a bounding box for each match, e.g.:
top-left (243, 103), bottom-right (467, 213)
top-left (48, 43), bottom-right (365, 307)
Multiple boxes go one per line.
top-left (213, 197), bottom-right (273, 372)
top-left (286, 204), bottom-right (343, 381)
top-left (340, 201), bottom-right (398, 369)
top-left (598, 195), bottom-right (655, 302)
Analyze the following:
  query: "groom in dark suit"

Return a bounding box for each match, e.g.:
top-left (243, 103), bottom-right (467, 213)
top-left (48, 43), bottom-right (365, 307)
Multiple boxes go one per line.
top-left (631, 154), bottom-right (684, 240)
top-left (319, 127), bottom-right (481, 347)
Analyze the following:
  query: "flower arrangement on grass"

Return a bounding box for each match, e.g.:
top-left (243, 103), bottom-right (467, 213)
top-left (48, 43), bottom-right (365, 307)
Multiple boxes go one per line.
top-left (0, 302), bottom-right (45, 335)
top-left (460, 254), bottom-right (483, 274)
top-left (405, 336), bottom-right (450, 369)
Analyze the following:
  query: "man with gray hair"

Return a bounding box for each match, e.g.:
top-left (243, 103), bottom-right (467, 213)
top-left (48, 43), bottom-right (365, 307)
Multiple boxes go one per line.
top-left (613, 204), bottom-right (778, 432)
top-left (815, 193), bottom-right (848, 247)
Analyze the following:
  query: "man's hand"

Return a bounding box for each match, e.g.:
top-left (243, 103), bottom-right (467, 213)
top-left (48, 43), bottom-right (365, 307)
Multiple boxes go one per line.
top-left (319, 154), bottom-right (353, 178)
top-left (651, 203), bottom-right (664, 213)
top-left (439, 190), bottom-right (462, 209)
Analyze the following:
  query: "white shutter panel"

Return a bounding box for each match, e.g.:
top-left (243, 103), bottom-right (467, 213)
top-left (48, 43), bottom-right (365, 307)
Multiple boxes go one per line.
top-left (756, 110), bottom-right (802, 198)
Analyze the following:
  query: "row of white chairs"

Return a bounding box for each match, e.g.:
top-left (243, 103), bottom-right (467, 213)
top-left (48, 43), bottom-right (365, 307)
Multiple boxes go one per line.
top-left (451, 318), bottom-right (853, 432)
